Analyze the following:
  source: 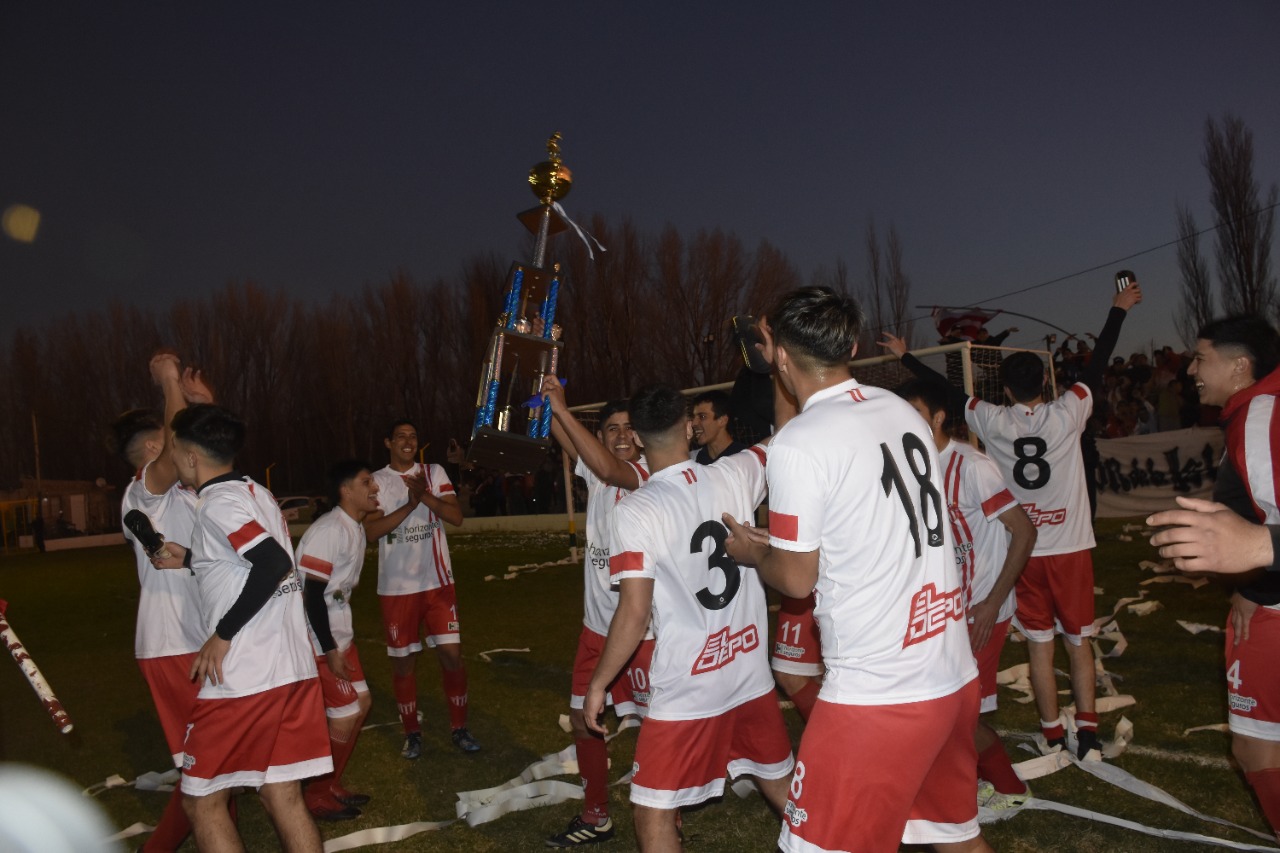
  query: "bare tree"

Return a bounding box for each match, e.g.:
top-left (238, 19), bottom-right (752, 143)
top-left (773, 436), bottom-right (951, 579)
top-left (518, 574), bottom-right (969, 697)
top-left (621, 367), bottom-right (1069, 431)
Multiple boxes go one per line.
top-left (862, 220), bottom-right (888, 346)
top-left (885, 225), bottom-right (915, 345)
top-left (1174, 203), bottom-right (1215, 348)
top-left (1203, 113), bottom-right (1278, 317)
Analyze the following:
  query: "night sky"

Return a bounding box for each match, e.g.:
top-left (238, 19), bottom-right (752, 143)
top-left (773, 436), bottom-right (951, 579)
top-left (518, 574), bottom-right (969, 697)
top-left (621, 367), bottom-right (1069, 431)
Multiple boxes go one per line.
top-left (3, 3), bottom-right (1278, 354)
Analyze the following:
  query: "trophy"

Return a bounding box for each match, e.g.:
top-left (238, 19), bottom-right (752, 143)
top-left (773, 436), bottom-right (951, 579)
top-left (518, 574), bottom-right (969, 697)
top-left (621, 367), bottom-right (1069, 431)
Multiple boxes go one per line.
top-left (466, 133), bottom-right (572, 473)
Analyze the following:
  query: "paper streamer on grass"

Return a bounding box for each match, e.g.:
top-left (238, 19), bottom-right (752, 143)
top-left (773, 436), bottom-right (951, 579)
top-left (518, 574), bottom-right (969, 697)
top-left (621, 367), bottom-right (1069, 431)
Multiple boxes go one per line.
top-left (108, 821), bottom-right (155, 842)
top-left (322, 818), bottom-right (457, 852)
top-left (1180, 620), bottom-right (1224, 635)
top-left (84, 768), bottom-right (179, 797)
top-left (1185, 723), bottom-right (1232, 736)
top-left (478, 648), bottom-right (530, 663)
top-left (361, 710), bottom-right (422, 732)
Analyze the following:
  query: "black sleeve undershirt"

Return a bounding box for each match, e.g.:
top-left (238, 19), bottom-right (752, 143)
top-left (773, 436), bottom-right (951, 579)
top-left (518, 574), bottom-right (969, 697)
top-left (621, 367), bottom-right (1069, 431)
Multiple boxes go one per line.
top-left (1081, 307), bottom-right (1129, 394)
top-left (900, 352), bottom-right (972, 414)
top-left (214, 538), bottom-right (295, 640)
top-left (303, 577), bottom-right (337, 652)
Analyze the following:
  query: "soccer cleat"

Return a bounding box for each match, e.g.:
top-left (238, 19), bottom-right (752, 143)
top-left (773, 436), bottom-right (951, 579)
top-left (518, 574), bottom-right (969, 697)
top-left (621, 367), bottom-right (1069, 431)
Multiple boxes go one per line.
top-left (401, 732), bottom-right (422, 760)
top-left (308, 795), bottom-right (362, 822)
top-left (977, 780), bottom-right (1031, 811)
top-left (452, 727), bottom-right (481, 753)
top-left (1076, 729), bottom-right (1102, 762)
top-left (330, 784), bottom-right (371, 807)
top-left (546, 816), bottom-right (615, 847)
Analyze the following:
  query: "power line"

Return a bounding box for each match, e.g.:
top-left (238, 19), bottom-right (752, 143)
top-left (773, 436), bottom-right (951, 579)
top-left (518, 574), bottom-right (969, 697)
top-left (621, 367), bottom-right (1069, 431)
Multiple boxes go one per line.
top-left (868, 199), bottom-right (1280, 335)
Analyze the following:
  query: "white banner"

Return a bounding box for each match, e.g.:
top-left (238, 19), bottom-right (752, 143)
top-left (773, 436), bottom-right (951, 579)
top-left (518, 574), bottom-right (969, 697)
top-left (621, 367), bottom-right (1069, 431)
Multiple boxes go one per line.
top-left (1094, 427), bottom-right (1223, 518)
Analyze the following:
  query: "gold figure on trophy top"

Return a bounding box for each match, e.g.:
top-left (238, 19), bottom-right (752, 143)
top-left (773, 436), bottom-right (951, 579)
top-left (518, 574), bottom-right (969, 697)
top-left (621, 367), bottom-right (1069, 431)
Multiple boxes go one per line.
top-left (528, 131), bottom-right (572, 205)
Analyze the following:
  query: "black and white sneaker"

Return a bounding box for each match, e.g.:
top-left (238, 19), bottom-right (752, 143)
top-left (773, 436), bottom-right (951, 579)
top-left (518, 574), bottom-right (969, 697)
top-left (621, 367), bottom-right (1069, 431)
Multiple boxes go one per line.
top-left (401, 732), bottom-right (422, 760)
top-left (546, 816), bottom-right (615, 847)
top-left (451, 727), bottom-right (481, 753)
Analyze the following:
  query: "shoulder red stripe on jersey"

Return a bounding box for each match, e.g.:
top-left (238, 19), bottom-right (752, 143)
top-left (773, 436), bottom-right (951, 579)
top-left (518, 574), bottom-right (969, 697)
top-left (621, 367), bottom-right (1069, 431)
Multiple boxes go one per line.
top-left (982, 489), bottom-right (1017, 518)
top-left (967, 397), bottom-right (979, 411)
top-left (610, 550), bottom-right (644, 578)
top-left (438, 483), bottom-right (455, 495)
top-left (629, 460), bottom-right (650, 482)
top-left (1070, 384), bottom-right (1088, 400)
top-left (298, 554), bottom-right (335, 578)
top-left (769, 510), bottom-right (799, 542)
top-left (228, 519), bottom-right (268, 551)
top-left (747, 445), bottom-right (766, 466)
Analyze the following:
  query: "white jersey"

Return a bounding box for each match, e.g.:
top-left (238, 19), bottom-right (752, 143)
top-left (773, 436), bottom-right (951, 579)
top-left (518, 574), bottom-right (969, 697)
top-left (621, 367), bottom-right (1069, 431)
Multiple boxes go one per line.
top-left (296, 508), bottom-right (366, 655)
top-left (767, 379), bottom-right (977, 706)
top-left (190, 475), bottom-right (317, 699)
top-left (941, 440), bottom-right (1019, 623)
top-left (578, 455), bottom-right (649, 635)
top-left (121, 464), bottom-right (205, 659)
top-left (610, 447), bottom-right (771, 721)
top-left (373, 463), bottom-right (455, 595)
top-left (964, 383), bottom-right (1094, 555)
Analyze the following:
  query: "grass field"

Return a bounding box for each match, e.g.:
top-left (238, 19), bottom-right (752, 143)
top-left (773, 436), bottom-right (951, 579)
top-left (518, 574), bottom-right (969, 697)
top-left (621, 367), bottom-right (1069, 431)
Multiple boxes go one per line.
top-left (0, 521), bottom-right (1274, 852)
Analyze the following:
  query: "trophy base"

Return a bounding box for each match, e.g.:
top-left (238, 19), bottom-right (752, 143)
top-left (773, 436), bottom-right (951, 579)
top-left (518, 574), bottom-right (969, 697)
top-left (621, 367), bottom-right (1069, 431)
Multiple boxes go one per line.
top-left (467, 427), bottom-right (552, 474)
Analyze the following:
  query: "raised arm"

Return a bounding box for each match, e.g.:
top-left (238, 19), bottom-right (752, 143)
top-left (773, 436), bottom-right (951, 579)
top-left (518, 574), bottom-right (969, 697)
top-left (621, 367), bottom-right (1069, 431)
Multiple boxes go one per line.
top-left (541, 374), bottom-right (641, 490)
top-left (879, 332), bottom-right (972, 410)
top-left (1080, 283), bottom-right (1142, 393)
top-left (144, 352), bottom-right (187, 495)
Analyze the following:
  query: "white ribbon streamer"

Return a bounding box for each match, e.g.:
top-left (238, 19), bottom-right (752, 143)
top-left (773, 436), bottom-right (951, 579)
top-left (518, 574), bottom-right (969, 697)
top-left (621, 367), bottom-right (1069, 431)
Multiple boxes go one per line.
top-left (478, 648), bottom-right (530, 663)
top-left (551, 202), bottom-right (606, 260)
top-left (322, 818), bottom-right (456, 852)
top-left (107, 821), bottom-right (154, 842)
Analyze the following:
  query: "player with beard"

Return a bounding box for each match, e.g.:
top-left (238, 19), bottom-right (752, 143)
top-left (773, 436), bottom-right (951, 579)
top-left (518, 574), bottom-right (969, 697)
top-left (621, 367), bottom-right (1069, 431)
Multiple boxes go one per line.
top-left (540, 375), bottom-right (653, 848)
top-left (298, 461), bottom-right (380, 821)
top-left (364, 419), bottom-right (475, 759)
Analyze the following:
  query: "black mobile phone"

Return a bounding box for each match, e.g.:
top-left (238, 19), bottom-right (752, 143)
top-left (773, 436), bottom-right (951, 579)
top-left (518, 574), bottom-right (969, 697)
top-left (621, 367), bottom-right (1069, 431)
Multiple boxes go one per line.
top-left (1115, 270), bottom-right (1136, 293)
top-left (731, 315), bottom-right (771, 374)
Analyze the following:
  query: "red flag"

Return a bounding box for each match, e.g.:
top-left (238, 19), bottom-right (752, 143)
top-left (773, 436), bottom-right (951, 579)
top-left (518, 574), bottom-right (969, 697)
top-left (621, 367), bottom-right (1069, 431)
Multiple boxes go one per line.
top-left (931, 307), bottom-right (1002, 342)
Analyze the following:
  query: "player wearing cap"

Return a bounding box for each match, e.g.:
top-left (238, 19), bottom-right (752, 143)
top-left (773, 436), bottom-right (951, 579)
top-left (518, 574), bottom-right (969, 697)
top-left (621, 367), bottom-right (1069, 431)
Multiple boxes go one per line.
top-left (726, 287), bottom-right (989, 853)
top-left (365, 418), bottom-right (476, 760)
top-left (883, 281), bottom-right (1142, 760)
top-left (170, 404), bottom-right (329, 853)
top-left (898, 378), bottom-right (1036, 810)
top-left (297, 461), bottom-right (380, 822)
top-left (541, 376), bottom-right (653, 848)
top-left (115, 352), bottom-right (214, 852)
top-left (585, 383), bottom-right (794, 851)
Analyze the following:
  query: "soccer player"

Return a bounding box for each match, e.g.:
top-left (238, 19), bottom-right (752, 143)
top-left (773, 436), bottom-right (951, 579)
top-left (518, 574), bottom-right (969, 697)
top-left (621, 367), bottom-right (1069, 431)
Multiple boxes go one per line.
top-left (298, 461), bottom-right (380, 821)
top-left (690, 390), bottom-right (747, 464)
top-left (725, 287), bottom-right (989, 853)
top-left (882, 281), bottom-right (1142, 760)
top-left (1149, 316), bottom-right (1280, 840)
top-left (364, 419), bottom-right (476, 759)
top-left (115, 352), bottom-right (211, 852)
top-left (898, 378), bottom-right (1037, 809)
top-left (540, 375), bottom-right (652, 848)
top-left (585, 384), bottom-right (794, 852)
top-left (169, 404), bottom-right (330, 853)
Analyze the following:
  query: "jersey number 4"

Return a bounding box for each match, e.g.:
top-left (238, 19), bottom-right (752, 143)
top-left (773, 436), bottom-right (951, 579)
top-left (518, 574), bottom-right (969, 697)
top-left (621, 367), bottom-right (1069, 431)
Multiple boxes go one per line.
top-left (690, 520), bottom-right (741, 611)
top-left (880, 433), bottom-right (944, 558)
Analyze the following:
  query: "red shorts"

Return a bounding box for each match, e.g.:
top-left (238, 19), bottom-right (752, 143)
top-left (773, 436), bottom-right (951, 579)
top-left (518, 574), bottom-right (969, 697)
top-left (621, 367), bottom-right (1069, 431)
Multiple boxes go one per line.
top-left (1226, 605), bottom-right (1280, 741)
top-left (570, 627), bottom-right (653, 718)
top-left (972, 618), bottom-right (1012, 714)
top-left (180, 679), bottom-right (332, 796)
top-left (778, 680), bottom-right (981, 853)
top-left (379, 586), bottom-right (461, 656)
top-left (771, 594), bottom-right (822, 677)
top-left (315, 645), bottom-right (369, 719)
top-left (630, 691), bottom-right (794, 809)
top-left (138, 652), bottom-right (201, 767)
top-left (1013, 550), bottom-right (1095, 643)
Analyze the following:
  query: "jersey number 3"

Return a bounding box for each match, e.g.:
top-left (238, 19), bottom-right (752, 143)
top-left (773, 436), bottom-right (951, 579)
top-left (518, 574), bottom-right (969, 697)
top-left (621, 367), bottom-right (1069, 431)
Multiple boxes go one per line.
top-left (880, 433), bottom-right (944, 558)
top-left (690, 520), bottom-right (741, 611)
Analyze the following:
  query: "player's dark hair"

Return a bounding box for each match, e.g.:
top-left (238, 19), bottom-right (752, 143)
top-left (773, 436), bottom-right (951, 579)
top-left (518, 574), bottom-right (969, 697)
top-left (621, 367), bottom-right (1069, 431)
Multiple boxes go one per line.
top-left (171, 404), bottom-right (245, 465)
top-left (387, 418), bottom-right (418, 439)
top-left (327, 459), bottom-right (371, 512)
top-left (769, 286), bottom-right (864, 368)
top-left (692, 389), bottom-right (732, 420)
top-left (597, 400), bottom-right (630, 428)
top-left (109, 409), bottom-right (163, 466)
top-left (1198, 316), bottom-right (1280, 380)
top-left (1000, 352), bottom-right (1047, 403)
top-left (895, 379), bottom-right (950, 431)
top-left (629, 384), bottom-right (688, 441)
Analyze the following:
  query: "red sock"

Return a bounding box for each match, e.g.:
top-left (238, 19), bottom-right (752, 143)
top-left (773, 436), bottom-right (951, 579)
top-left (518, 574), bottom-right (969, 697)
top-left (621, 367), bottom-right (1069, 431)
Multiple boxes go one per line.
top-left (142, 786), bottom-right (191, 852)
top-left (1075, 711), bottom-right (1098, 733)
top-left (442, 666), bottom-right (468, 729)
top-left (789, 680), bottom-right (820, 722)
top-left (330, 730), bottom-right (360, 787)
top-left (393, 671), bottom-right (420, 734)
top-left (576, 735), bottom-right (610, 825)
top-left (1041, 719), bottom-right (1065, 741)
top-left (1246, 768), bottom-right (1280, 836)
top-left (977, 740), bottom-right (1028, 795)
